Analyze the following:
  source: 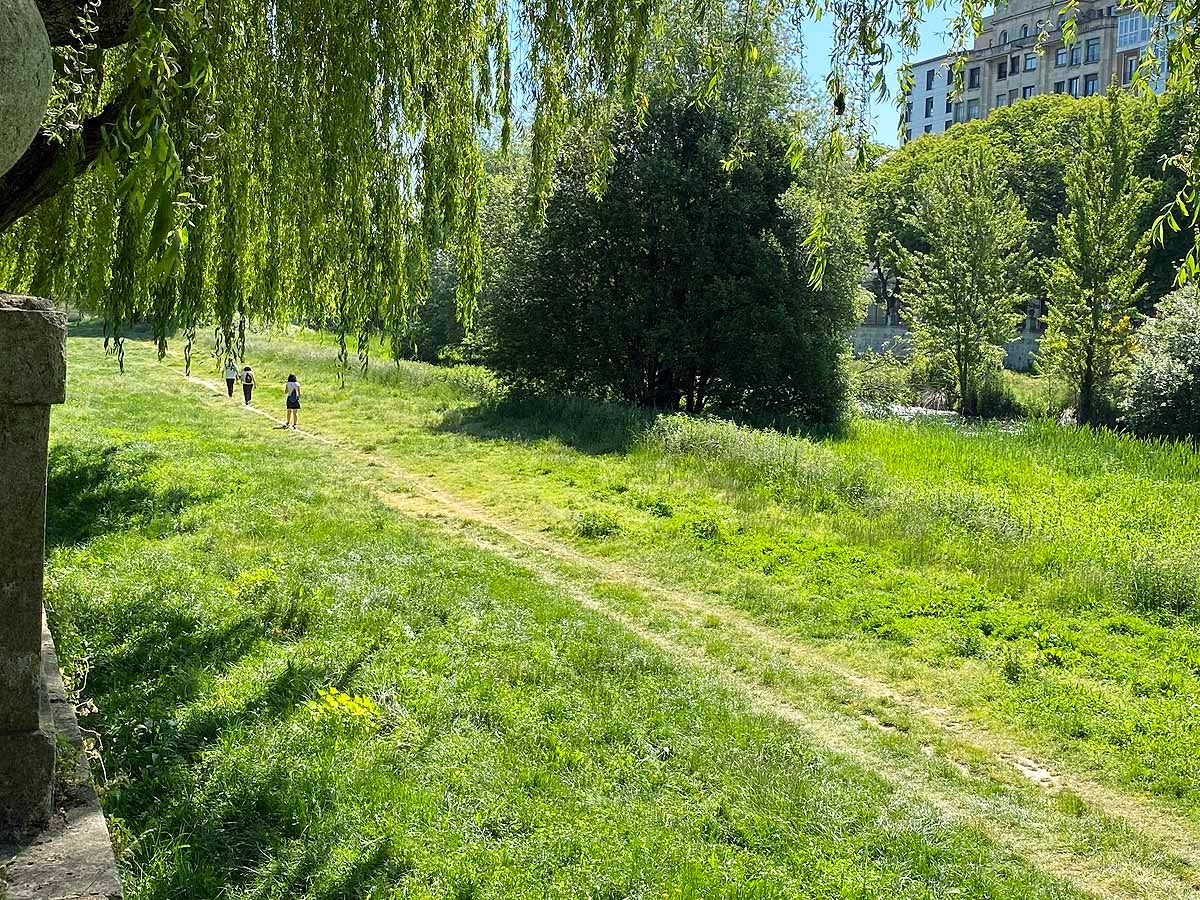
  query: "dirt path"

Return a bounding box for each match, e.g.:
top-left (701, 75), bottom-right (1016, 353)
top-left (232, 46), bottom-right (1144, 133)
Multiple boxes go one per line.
top-left (178, 367), bottom-right (1200, 899)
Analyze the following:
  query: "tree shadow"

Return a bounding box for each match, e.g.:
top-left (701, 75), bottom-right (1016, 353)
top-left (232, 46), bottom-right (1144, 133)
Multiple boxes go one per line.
top-left (46, 442), bottom-right (206, 548)
top-left (75, 592), bottom-right (399, 899)
top-left (434, 390), bottom-right (848, 459)
top-left (434, 392), bottom-right (660, 456)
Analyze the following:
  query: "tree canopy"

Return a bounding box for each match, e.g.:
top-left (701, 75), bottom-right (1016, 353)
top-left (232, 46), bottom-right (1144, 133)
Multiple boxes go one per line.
top-left (0, 0), bottom-right (1197, 368)
top-left (484, 97), bottom-right (863, 424)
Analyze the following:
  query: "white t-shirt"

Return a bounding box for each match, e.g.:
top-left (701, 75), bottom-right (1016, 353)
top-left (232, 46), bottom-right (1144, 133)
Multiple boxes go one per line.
top-left (285, 381), bottom-right (300, 397)
top-left (223, 364), bottom-right (238, 379)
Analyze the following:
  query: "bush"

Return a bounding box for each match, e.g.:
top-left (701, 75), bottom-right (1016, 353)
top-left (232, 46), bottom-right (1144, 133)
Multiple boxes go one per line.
top-left (484, 98), bottom-right (862, 427)
top-left (851, 352), bottom-right (916, 409)
top-left (1121, 286), bottom-right (1200, 439)
top-left (575, 510), bottom-right (622, 539)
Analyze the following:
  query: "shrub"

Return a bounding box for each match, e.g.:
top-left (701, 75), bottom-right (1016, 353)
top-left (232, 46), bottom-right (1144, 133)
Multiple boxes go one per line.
top-left (851, 352), bottom-right (916, 409)
top-left (575, 510), bottom-right (622, 539)
top-left (1121, 286), bottom-right (1200, 439)
top-left (484, 98), bottom-right (862, 426)
top-left (974, 370), bottom-right (1023, 419)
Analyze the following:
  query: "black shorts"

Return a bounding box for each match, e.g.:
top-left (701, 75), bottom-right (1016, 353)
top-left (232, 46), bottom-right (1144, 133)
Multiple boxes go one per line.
top-left (286, 396), bottom-right (300, 410)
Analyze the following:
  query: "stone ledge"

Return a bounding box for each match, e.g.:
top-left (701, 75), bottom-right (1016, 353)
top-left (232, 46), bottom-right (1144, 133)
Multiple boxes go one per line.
top-left (0, 619), bottom-right (123, 900)
top-left (0, 293), bottom-right (67, 406)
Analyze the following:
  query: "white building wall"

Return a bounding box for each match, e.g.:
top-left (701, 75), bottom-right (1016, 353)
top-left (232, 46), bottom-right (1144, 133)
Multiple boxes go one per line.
top-left (904, 56), bottom-right (955, 142)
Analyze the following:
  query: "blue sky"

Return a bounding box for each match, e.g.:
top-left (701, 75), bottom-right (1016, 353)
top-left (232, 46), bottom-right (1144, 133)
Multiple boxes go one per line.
top-left (795, 10), bottom-right (959, 144)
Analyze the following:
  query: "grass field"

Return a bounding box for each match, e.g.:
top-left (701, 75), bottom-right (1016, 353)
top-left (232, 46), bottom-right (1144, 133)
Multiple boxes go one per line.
top-left (45, 328), bottom-right (1200, 899)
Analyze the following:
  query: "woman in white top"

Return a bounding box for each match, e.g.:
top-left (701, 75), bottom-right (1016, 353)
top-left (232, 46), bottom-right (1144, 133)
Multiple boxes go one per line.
top-left (284, 374), bottom-right (301, 429)
top-left (222, 359), bottom-right (238, 397)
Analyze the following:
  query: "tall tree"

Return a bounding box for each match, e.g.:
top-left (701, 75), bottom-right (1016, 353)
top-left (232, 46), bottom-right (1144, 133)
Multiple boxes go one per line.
top-left (485, 97), bottom-right (863, 424)
top-left (1040, 91), bottom-right (1153, 425)
top-left (1, 0), bottom-right (1197, 362)
top-left (901, 148), bottom-right (1030, 416)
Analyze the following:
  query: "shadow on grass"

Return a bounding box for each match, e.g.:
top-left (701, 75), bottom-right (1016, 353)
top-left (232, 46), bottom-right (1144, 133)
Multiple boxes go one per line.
top-left (46, 442), bottom-right (207, 548)
top-left (78, 592), bottom-right (394, 899)
top-left (435, 392), bottom-right (660, 456)
top-left (435, 390), bottom-right (849, 458)
top-left (67, 319), bottom-right (157, 340)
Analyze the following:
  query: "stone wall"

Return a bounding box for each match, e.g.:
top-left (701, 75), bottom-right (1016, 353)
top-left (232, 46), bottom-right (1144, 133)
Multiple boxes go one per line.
top-left (0, 293), bottom-right (66, 837)
top-left (849, 323), bottom-right (1041, 373)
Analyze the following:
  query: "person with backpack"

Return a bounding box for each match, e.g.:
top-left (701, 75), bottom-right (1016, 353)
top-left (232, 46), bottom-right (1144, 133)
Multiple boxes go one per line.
top-left (241, 366), bottom-right (255, 405)
top-left (222, 359), bottom-right (238, 397)
top-left (284, 374), bottom-right (301, 429)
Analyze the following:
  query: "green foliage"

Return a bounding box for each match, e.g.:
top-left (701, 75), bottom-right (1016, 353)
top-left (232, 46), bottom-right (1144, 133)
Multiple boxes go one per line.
top-left (575, 509), bottom-right (622, 539)
top-left (485, 98), bottom-right (862, 426)
top-left (1121, 285), bottom-right (1200, 439)
top-left (860, 93), bottom-right (1177, 310)
top-left (850, 351), bottom-right (917, 409)
top-left (1040, 92), bottom-right (1153, 425)
top-left (900, 148), bottom-right (1030, 416)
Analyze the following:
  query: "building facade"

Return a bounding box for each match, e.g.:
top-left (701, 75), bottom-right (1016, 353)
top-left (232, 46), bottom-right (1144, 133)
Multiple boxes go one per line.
top-left (902, 0), bottom-right (1165, 142)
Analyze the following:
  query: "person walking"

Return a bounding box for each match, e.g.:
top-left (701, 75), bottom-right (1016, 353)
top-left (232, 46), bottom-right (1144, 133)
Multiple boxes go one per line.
top-left (241, 366), bottom-right (255, 405)
top-left (223, 359), bottom-right (238, 397)
top-left (284, 374), bottom-right (301, 429)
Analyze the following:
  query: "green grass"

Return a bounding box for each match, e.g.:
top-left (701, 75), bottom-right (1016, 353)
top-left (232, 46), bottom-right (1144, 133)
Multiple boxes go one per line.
top-left (211, 327), bottom-right (1200, 814)
top-left (44, 328), bottom-right (1200, 898)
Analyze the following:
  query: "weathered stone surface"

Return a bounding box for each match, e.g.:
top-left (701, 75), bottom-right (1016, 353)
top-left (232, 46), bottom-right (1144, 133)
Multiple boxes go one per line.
top-left (0, 295), bottom-right (67, 406)
top-left (0, 624), bottom-right (124, 898)
top-left (0, 293), bottom-right (65, 837)
top-left (0, 0), bottom-right (53, 176)
top-left (0, 720), bottom-right (54, 837)
top-left (0, 404), bottom-right (51, 733)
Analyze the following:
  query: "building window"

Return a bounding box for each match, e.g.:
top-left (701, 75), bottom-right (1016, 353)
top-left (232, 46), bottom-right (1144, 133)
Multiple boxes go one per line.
top-left (968, 67), bottom-right (980, 89)
top-left (926, 68), bottom-right (936, 91)
top-left (945, 119), bottom-right (954, 131)
top-left (998, 59), bottom-right (1008, 79)
top-left (1022, 85), bottom-right (1035, 99)
top-left (1055, 47), bottom-right (1068, 66)
top-left (996, 93), bottom-right (1007, 107)
top-left (924, 124), bottom-right (933, 133)
top-left (1123, 54), bottom-right (1139, 84)
top-left (905, 101), bottom-right (912, 121)
top-left (1084, 73), bottom-right (1099, 95)
top-left (1085, 38), bottom-right (1101, 63)
top-left (1020, 24), bottom-right (1030, 39)
top-left (905, 128), bottom-right (912, 142)
top-left (967, 98), bottom-right (980, 120)
top-left (1118, 12), bottom-right (1151, 48)
top-left (1000, 29), bottom-right (1009, 44)
top-left (945, 97), bottom-right (953, 114)
top-left (1054, 80), bottom-right (1066, 93)
top-left (954, 101), bottom-right (964, 122)
top-left (1068, 76), bottom-right (1080, 97)
top-left (1070, 45), bottom-right (1082, 65)
top-left (1024, 53), bottom-right (1038, 71)
top-left (925, 97), bottom-right (934, 117)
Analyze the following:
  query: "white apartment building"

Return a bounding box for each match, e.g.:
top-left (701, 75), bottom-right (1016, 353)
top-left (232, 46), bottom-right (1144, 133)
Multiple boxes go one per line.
top-left (902, 0), bottom-right (1166, 142)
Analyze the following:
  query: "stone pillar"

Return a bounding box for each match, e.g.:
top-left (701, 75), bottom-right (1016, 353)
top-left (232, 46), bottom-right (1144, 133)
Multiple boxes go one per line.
top-left (0, 293), bottom-right (66, 837)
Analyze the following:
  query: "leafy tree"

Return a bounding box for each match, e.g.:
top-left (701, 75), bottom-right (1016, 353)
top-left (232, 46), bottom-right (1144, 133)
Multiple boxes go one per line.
top-left (901, 148), bottom-right (1030, 416)
top-left (484, 98), bottom-right (863, 425)
top-left (859, 93), bottom-right (1176, 313)
top-left (1121, 285), bottom-right (1200, 439)
top-left (1, 0), bottom-right (1197, 362)
top-left (1040, 92), bottom-right (1153, 425)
